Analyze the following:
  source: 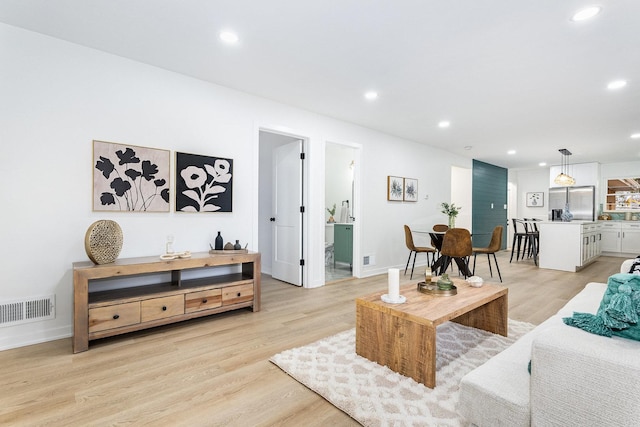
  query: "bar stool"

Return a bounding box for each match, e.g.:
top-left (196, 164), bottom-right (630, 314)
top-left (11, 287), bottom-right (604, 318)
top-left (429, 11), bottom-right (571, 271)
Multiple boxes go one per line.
top-left (523, 219), bottom-right (540, 265)
top-left (510, 219), bottom-right (529, 263)
top-left (523, 218), bottom-right (540, 260)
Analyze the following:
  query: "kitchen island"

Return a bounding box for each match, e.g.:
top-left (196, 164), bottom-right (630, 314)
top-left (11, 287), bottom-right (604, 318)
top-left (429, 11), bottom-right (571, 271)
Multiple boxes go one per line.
top-left (538, 221), bottom-right (601, 272)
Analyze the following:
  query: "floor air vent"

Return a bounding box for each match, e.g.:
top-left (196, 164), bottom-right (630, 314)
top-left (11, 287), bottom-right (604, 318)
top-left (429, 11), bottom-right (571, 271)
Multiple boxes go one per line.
top-left (0, 295), bottom-right (55, 327)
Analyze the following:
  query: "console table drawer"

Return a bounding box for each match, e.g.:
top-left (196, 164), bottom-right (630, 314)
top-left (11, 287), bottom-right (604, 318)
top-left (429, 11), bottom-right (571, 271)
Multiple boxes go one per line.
top-left (223, 283), bottom-right (254, 305)
top-left (185, 289), bottom-right (222, 313)
top-left (141, 295), bottom-right (184, 322)
top-left (89, 302), bottom-right (140, 333)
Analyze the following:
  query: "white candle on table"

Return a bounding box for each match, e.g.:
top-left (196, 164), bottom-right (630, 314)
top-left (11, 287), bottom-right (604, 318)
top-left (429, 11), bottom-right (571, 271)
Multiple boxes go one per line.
top-left (388, 268), bottom-right (400, 300)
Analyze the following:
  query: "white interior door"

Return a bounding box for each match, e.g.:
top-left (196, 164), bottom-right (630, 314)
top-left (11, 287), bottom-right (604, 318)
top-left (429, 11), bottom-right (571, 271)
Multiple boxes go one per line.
top-left (272, 140), bottom-right (303, 286)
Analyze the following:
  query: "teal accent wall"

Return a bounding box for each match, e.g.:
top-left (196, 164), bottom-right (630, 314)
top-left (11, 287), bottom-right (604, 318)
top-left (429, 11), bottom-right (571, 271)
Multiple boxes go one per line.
top-left (472, 160), bottom-right (508, 248)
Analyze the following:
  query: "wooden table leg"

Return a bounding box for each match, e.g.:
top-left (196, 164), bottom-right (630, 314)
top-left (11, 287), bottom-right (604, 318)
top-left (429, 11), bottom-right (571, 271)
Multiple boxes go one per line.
top-left (356, 301), bottom-right (438, 388)
top-left (452, 293), bottom-right (508, 336)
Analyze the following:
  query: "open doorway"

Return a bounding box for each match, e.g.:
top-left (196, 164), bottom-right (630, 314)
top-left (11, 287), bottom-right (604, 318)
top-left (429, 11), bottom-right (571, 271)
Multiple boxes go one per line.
top-left (325, 142), bottom-right (357, 282)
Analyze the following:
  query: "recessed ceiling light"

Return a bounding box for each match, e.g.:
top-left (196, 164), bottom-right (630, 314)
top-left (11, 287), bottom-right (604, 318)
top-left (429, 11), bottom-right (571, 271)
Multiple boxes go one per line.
top-left (539, 162), bottom-right (547, 167)
top-left (364, 91), bottom-right (378, 100)
top-left (438, 121), bottom-right (450, 128)
top-left (507, 150), bottom-right (516, 155)
top-left (631, 133), bottom-right (640, 139)
top-left (607, 80), bottom-right (627, 90)
top-left (219, 31), bottom-right (239, 44)
top-left (571, 6), bottom-right (601, 22)
top-left (464, 146), bottom-right (472, 150)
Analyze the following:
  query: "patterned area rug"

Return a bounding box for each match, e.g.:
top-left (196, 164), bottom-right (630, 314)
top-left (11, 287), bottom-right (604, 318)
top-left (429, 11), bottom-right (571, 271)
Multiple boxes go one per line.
top-left (270, 319), bottom-right (534, 427)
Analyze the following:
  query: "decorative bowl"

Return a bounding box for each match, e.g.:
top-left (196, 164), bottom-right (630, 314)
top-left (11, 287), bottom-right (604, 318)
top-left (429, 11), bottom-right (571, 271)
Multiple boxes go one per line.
top-left (466, 276), bottom-right (484, 287)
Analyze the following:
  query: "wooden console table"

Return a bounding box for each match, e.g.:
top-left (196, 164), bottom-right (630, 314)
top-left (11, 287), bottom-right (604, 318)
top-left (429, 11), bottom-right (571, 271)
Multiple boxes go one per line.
top-left (72, 251), bottom-right (260, 353)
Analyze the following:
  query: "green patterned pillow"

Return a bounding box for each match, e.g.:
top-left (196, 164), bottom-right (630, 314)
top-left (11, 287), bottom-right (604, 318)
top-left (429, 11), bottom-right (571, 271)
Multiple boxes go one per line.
top-left (563, 273), bottom-right (640, 341)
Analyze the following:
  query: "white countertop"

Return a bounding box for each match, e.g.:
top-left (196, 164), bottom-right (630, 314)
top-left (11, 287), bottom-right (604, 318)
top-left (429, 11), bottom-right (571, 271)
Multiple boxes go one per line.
top-left (539, 220), bottom-right (597, 225)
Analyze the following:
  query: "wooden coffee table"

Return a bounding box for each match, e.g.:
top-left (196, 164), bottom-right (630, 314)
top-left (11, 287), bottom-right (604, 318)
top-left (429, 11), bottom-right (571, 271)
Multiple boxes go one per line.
top-left (355, 279), bottom-right (507, 388)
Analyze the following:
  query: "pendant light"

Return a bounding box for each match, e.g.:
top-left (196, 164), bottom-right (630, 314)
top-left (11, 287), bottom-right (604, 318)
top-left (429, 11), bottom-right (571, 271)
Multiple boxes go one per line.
top-left (554, 148), bottom-right (576, 186)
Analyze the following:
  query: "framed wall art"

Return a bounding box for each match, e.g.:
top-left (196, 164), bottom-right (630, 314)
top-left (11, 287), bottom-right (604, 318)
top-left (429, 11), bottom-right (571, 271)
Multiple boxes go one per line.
top-left (387, 176), bottom-right (403, 201)
top-left (93, 140), bottom-right (170, 212)
top-left (176, 152), bottom-right (233, 212)
top-left (403, 178), bottom-right (418, 202)
top-left (526, 192), bottom-right (544, 207)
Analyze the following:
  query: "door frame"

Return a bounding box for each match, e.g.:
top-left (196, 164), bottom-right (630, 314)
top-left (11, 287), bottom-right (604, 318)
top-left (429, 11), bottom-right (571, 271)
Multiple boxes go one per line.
top-left (324, 139), bottom-right (363, 281)
top-left (256, 126), bottom-right (310, 286)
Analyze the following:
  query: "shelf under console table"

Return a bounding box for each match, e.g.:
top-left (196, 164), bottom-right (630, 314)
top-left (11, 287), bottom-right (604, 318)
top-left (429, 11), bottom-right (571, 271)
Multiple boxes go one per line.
top-left (72, 251), bottom-right (261, 353)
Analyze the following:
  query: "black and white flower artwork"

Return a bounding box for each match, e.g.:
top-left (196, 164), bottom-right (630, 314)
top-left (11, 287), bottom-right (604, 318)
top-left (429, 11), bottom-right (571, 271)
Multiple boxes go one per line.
top-left (93, 140), bottom-right (170, 212)
top-left (176, 152), bottom-right (233, 212)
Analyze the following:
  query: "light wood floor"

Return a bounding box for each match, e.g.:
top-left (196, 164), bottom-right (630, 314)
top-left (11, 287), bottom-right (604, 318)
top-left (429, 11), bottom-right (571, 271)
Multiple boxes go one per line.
top-left (0, 252), bottom-right (623, 426)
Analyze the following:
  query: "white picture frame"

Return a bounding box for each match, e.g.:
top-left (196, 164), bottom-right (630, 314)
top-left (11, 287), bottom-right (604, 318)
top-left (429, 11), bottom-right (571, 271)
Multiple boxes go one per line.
top-left (526, 192), bottom-right (544, 207)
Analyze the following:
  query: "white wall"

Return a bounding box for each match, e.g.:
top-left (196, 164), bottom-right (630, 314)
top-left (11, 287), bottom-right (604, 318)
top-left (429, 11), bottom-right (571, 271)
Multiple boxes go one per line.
top-left (516, 168), bottom-right (550, 221)
top-left (508, 168), bottom-right (551, 247)
top-left (0, 23), bottom-right (472, 349)
top-left (451, 166), bottom-right (472, 230)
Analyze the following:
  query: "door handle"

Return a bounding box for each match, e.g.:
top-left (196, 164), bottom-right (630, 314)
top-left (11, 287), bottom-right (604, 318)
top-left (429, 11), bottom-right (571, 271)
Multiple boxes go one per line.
top-left (270, 217), bottom-right (276, 222)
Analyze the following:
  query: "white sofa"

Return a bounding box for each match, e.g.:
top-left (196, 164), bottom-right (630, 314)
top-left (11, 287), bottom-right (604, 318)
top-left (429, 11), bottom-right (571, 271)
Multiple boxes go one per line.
top-left (458, 261), bottom-right (640, 426)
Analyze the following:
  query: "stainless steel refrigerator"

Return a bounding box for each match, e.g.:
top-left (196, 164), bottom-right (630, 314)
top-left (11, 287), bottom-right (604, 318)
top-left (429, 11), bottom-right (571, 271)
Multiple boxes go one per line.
top-left (548, 186), bottom-right (595, 221)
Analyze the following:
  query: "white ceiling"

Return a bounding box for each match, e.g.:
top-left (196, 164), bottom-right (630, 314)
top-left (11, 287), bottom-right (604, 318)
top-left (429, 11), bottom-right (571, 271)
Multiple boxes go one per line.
top-left (1, 0), bottom-right (639, 169)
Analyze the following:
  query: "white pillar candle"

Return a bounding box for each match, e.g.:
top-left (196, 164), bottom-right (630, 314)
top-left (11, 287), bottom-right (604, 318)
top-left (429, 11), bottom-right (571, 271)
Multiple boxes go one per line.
top-left (388, 268), bottom-right (400, 300)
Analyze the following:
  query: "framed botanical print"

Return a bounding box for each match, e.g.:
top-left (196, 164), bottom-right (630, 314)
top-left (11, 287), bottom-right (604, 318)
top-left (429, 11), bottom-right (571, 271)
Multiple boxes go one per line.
top-left (403, 178), bottom-right (418, 202)
top-left (93, 140), bottom-right (170, 212)
top-left (526, 192), bottom-right (544, 207)
top-left (387, 176), bottom-right (403, 201)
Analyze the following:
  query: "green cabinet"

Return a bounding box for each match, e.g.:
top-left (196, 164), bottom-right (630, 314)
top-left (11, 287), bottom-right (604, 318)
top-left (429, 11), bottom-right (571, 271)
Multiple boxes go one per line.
top-left (334, 224), bottom-right (353, 268)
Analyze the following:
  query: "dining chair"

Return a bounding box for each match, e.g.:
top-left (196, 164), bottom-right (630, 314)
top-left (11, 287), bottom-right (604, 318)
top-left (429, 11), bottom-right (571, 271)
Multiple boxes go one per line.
top-left (433, 224), bottom-right (449, 232)
top-left (438, 228), bottom-right (472, 278)
top-left (472, 225), bottom-right (503, 282)
top-left (431, 224), bottom-right (449, 261)
top-left (404, 225), bottom-right (436, 279)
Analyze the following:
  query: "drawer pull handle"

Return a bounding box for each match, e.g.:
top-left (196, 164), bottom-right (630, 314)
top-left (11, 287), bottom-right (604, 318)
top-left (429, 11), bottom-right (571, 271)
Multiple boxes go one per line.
top-left (162, 306), bottom-right (167, 311)
top-left (237, 292), bottom-right (241, 297)
top-left (202, 299), bottom-right (208, 303)
top-left (113, 314), bottom-right (120, 320)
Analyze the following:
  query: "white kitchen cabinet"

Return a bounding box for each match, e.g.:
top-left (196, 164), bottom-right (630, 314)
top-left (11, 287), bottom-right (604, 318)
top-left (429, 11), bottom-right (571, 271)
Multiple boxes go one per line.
top-left (599, 222), bottom-right (640, 256)
top-left (581, 223), bottom-right (601, 266)
top-left (539, 221), bottom-right (600, 272)
top-left (600, 222), bottom-right (621, 253)
top-left (621, 223), bottom-right (640, 254)
top-left (549, 162), bottom-right (599, 187)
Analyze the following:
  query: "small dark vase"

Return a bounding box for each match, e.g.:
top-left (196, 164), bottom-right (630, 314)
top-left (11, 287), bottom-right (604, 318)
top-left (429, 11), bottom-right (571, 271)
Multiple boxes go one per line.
top-left (234, 240), bottom-right (242, 250)
top-left (215, 232), bottom-right (223, 250)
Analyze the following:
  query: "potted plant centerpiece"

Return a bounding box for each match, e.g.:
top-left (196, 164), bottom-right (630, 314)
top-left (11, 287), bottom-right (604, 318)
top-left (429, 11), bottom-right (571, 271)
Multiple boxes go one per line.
top-left (327, 203), bottom-right (336, 223)
top-left (441, 202), bottom-right (461, 229)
